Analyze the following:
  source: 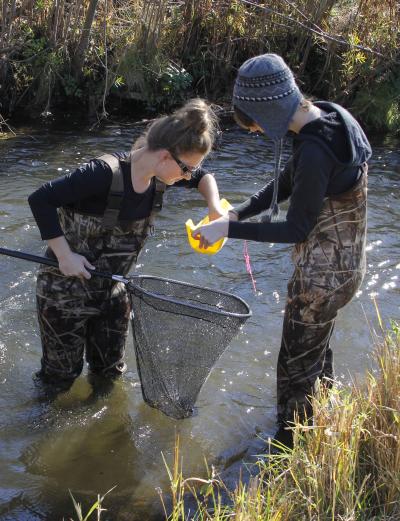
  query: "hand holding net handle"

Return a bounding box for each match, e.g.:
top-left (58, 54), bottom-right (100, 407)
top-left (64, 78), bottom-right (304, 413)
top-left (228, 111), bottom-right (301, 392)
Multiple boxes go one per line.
top-left (0, 247), bottom-right (130, 284)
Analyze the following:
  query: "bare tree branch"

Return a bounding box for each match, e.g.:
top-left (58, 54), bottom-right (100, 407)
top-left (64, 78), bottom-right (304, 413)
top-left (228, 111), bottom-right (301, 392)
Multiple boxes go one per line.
top-left (0, 112), bottom-right (16, 134)
top-left (239, 0), bottom-right (391, 60)
top-left (73, 0), bottom-right (99, 78)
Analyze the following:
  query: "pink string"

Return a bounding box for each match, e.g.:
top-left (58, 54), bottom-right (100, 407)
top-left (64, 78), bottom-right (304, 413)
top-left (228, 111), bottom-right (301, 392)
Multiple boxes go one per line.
top-left (243, 240), bottom-right (257, 294)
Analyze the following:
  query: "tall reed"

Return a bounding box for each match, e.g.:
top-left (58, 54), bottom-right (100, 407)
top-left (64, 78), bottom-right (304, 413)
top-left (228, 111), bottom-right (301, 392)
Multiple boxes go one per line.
top-left (165, 322), bottom-right (400, 520)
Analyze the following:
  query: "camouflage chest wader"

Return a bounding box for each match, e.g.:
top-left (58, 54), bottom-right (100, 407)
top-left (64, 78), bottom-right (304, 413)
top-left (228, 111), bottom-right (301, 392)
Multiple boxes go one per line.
top-left (35, 155), bottom-right (165, 386)
top-left (277, 164), bottom-right (368, 426)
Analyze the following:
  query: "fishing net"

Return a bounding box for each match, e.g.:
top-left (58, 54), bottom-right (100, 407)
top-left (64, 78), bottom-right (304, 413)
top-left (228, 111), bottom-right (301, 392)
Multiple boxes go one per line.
top-left (128, 276), bottom-right (251, 419)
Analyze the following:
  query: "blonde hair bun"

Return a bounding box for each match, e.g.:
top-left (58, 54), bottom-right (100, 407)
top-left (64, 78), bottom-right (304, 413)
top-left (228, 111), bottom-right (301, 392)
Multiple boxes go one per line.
top-left (133, 98), bottom-right (218, 156)
top-left (175, 99), bottom-right (214, 135)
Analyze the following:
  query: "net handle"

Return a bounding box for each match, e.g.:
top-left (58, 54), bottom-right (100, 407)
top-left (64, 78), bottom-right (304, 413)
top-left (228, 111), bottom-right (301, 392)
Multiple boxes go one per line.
top-left (0, 247), bottom-right (130, 284)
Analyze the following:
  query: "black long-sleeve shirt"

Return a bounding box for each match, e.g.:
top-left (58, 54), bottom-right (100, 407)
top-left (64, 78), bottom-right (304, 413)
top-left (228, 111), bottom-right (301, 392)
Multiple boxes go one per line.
top-left (28, 151), bottom-right (207, 240)
top-left (228, 110), bottom-right (362, 243)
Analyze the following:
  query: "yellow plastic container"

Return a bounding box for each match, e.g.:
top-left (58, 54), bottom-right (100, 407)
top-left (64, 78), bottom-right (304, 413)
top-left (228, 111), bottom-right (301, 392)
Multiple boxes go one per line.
top-left (185, 198), bottom-right (233, 255)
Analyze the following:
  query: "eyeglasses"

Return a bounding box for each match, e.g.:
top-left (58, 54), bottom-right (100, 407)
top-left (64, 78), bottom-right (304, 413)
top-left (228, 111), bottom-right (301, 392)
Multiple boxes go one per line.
top-left (169, 151), bottom-right (201, 177)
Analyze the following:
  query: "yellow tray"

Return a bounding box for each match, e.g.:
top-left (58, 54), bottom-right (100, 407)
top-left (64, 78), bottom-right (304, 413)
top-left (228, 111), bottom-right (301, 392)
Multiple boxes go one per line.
top-left (185, 199), bottom-right (233, 255)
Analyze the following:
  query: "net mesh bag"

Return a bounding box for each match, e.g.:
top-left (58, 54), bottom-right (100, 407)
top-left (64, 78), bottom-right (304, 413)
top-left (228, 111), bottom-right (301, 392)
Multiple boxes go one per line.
top-left (128, 276), bottom-right (251, 419)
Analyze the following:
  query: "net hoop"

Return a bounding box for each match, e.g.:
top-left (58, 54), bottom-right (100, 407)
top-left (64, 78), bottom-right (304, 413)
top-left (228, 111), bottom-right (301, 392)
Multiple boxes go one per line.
top-left (128, 275), bottom-right (252, 320)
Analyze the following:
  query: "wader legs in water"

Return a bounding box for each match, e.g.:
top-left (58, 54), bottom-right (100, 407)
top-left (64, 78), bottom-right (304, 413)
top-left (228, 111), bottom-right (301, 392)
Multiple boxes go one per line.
top-left (276, 167), bottom-right (368, 431)
top-left (35, 270), bottom-right (130, 394)
top-left (276, 271), bottom-right (360, 427)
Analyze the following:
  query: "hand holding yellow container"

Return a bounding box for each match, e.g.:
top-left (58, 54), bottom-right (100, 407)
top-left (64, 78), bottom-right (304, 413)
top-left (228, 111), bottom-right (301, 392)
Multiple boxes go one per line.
top-left (185, 199), bottom-right (233, 255)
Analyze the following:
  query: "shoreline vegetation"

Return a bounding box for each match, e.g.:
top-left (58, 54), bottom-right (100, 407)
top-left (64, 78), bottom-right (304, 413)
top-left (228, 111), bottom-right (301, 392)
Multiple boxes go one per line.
top-left (0, 0), bottom-right (399, 134)
top-left (69, 318), bottom-right (400, 520)
top-left (165, 317), bottom-right (400, 520)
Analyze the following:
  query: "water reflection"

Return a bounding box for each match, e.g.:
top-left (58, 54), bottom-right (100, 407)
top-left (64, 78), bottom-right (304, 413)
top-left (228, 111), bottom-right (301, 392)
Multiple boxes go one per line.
top-left (0, 124), bottom-right (399, 519)
top-left (19, 383), bottom-right (149, 519)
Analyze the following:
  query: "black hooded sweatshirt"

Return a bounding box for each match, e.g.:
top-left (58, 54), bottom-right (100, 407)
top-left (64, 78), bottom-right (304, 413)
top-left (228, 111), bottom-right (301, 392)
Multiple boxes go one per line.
top-left (228, 101), bottom-right (372, 244)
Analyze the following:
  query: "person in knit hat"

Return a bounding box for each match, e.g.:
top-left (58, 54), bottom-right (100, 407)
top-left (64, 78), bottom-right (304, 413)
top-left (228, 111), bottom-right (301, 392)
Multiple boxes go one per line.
top-left (193, 53), bottom-right (372, 449)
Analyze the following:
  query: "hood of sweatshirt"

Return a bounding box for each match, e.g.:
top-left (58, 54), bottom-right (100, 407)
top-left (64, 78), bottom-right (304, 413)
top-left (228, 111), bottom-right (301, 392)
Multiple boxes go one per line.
top-left (295, 101), bottom-right (372, 166)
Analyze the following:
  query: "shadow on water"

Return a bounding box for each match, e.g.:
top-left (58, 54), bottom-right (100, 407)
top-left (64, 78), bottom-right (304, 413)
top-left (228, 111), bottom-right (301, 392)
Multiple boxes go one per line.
top-left (19, 384), bottom-right (164, 520)
top-left (3, 376), bottom-right (204, 520)
top-left (0, 121), bottom-right (399, 519)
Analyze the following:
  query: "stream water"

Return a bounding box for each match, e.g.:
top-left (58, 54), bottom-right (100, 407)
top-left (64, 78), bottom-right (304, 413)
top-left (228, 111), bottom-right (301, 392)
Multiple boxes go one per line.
top-left (0, 119), bottom-right (399, 520)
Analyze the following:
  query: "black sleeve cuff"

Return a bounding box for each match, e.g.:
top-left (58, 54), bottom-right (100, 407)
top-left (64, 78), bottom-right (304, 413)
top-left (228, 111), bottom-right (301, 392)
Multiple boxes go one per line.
top-left (228, 220), bottom-right (260, 241)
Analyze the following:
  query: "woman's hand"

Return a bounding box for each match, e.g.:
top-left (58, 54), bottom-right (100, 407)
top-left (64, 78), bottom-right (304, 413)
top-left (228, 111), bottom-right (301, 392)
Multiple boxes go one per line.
top-left (208, 202), bottom-right (225, 222)
top-left (58, 252), bottom-right (95, 279)
top-left (48, 236), bottom-right (95, 279)
top-left (192, 215), bottom-right (229, 249)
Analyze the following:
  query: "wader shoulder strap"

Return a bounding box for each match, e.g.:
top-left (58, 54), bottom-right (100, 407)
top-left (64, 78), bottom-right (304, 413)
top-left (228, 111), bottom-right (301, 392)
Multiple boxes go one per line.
top-left (152, 179), bottom-right (166, 214)
top-left (97, 153), bottom-right (124, 231)
top-left (149, 179), bottom-right (166, 233)
top-left (97, 153), bottom-right (166, 231)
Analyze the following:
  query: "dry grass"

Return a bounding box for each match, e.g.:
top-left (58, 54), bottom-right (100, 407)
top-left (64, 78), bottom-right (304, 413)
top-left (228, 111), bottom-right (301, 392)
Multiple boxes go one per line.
top-left (164, 321), bottom-right (400, 520)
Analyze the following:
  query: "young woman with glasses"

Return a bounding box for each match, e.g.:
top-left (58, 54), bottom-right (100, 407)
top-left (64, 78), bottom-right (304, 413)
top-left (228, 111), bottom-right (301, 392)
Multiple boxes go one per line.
top-left (28, 98), bottom-right (223, 393)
